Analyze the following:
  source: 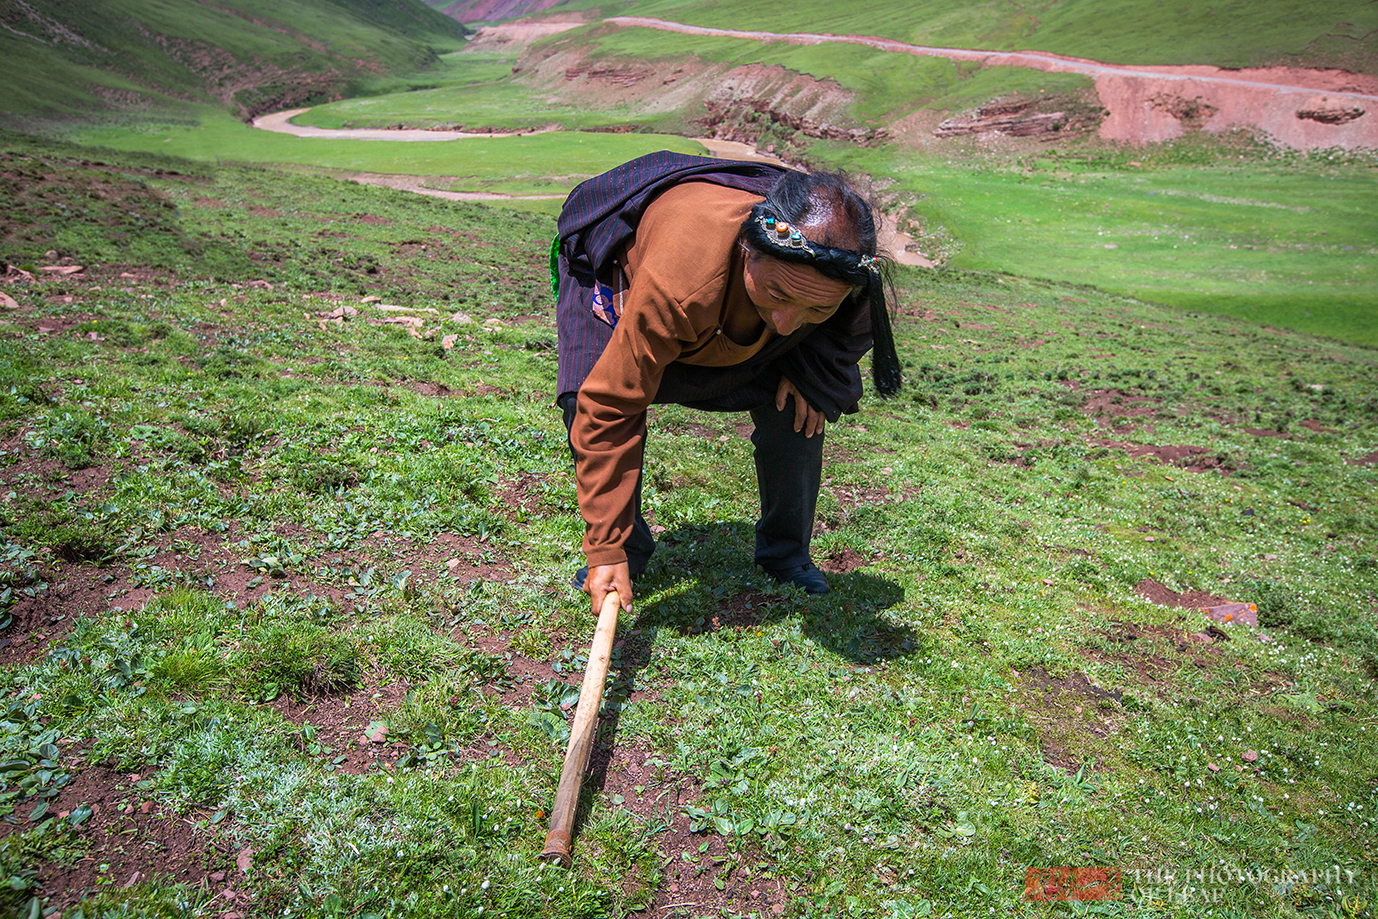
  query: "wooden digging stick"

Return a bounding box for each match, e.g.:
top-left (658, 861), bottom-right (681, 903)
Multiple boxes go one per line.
top-left (541, 589), bottom-right (621, 868)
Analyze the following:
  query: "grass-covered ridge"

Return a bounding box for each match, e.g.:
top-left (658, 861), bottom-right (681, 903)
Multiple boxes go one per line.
top-left (537, 0), bottom-right (1378, 74)
top-left (1, 136), bottom-right (1375, 917)
top-left (257, 46), bottom-right (1378, 347)
top-left (0, 0), bottom-right (468, 126)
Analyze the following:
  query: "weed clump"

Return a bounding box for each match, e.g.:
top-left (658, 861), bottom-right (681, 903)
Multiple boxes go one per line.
top-left (34, 408), bottom-right (107, 469)
top-left (237, 621), bottom-right (360, 701)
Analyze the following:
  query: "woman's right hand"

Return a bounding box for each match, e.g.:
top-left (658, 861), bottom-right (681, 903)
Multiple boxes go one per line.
top-left (586, 562), bottom-right (633, 615)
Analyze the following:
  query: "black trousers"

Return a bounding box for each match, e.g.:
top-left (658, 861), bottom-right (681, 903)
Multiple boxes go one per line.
top-left (558, 392), bottom-right (823, 573)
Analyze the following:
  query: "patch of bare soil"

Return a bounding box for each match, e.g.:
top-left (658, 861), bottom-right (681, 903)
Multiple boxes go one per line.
top-left (1084, 621), bottom-right (1182, 687)
top-left (1015, 666), bottom-right (1126, 771)
top-left (496, 470), bottom-right (563, 521)
top-left (366, 531), bottom-right (514, 590)
top-left (1079, 388), bottom-right (1159, 432)
top-left (1346, 449), bottom-right (1378, 466)
top-left (0, 563), bottom-right (111, 668)
top-left (1129, 575), bottom-right (1229, 611)
top-left (588, 742), bottom-right (786, 914)
top-left (445, 5), bottom-right (577, 37)
top-left (270, 670), bottom-right (413, 775)
top-left (1088, 437), bottom-right (1231, 474)
top-left (820, 546), bottom-right (868, 574)
top-left (1298, 419), bottom-right (1339, 434)
top-left (15, 759), bottom-right (244, 913)
top-left (936, 95), bottom-right (1104, 141)
top-left (827, 482), bottom-right (891, 516)
top-left (1133, 577), bottom-right (1229, 611)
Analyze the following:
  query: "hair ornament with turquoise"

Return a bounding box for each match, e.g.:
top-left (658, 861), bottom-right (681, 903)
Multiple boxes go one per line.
top-left (756, 212), bottom-right (815, 254)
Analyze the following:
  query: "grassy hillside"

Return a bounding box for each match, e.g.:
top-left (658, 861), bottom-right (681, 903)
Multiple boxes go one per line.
top-left (542, 0), bottom-right (1378, 73)
top-left (244, 44), bottom-right (1378, 348)
top-left (0, 0), bottom-right (468, 127)
top-left (1, 133), bottom-right (1376, 919)
top-left (68, 107), bottom-right (706, 202)
top-left (815, 137), bottom-right (1378, 347)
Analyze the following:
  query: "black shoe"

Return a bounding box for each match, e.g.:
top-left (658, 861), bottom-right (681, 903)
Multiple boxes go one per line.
top-left (763, 562), bottom-right (830, 595)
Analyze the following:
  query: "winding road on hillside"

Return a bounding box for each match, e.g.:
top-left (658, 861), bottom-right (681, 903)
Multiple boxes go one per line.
top-left (252, 109), bottom-right (933, 264)
top-left (605, 17), bottom-right (1378, 149)
top-left (252, 16), bottom-right (1378, 266)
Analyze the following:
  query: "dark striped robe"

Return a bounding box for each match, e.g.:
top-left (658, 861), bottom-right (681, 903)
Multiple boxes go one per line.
top-left (554, 150), bottom-right (874, 420)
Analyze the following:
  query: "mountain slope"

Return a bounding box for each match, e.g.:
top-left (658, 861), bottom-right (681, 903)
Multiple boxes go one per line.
top-left (0, 0), bottom-right (469, 127)
top-left (507, 0), bottom-right (1378, 75)
top-left (440, 0), bottom-right (561, 25)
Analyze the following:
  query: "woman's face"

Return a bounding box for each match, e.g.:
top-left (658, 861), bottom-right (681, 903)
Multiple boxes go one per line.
top-left (742, 248), bottom-right (853, 336)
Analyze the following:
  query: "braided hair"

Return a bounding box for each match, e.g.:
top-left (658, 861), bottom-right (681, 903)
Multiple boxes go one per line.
top-left (739, 169), bottom-right (902, 396)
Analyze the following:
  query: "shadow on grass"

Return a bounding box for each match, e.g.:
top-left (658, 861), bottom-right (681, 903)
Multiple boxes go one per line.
top-left (578, 521), bottom-right (917, 827)
top-left (625, 521), bottom-right (915, 665)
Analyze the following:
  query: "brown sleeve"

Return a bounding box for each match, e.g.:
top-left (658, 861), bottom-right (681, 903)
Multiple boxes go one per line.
top-left (572, 184), bottom-right (757, 566)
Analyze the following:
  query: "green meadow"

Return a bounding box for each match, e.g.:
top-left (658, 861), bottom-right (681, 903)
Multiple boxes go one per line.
top-left (547, 0), bottom-right (1378, 71)
top-left (70, 107), bottom-right (706, 197)
top-left (2, 0), bottom-right (1377, 915)
top-left (1, 137), bottom-right (1375, 918)
top-left (0, 0), bottom-right (465, 124)
top-left (820, 139), bottom-right (1378, 346)
top-left (292, 51), bottom-right (669, 133)
top-left (75, 40), bottom-right (1376, 348)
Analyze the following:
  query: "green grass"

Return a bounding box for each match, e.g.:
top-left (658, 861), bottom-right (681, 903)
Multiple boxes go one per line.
top-left (1, 136), bottom-right (1376, 918)
top-left (552, 0), bottom-right (1378, 73)
top-left (0, 0), bottom-right (467, 125)
top-left (65, 107), bottom-right (705, 196)
top-left (294, 50), bottom-right (666, 132)
top-left (560, 23), bottom-right (1096, 122)
top-left (263, 34), bottom-right (1378, 346)
top-left (821, 139), bottom-right (1378, 346)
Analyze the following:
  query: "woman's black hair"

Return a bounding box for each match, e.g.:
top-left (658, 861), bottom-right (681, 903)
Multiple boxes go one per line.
top-left (741, 169), bottom-right (902, 396)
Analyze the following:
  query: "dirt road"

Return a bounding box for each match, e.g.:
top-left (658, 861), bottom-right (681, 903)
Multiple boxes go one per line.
top-left (608, 16), bottom-right (1378, 149)
top-left (250, 109), bottom-right (546, 140)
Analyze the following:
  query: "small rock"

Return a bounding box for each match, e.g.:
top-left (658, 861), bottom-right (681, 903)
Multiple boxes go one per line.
top-left (210, 871), bottom-right (226, 882)
top-left (1207, 762), bottom-right (1220, 773)
top-left (140, 801), bottom-right (154, 814)
top-left (236, 846), bottom-right (254, 874)
top-left (1242, 750), bottom-right (1259, 763)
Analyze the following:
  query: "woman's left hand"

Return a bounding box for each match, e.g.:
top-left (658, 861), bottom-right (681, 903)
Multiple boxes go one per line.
top-left (776, 377), bottom-right (826, 438)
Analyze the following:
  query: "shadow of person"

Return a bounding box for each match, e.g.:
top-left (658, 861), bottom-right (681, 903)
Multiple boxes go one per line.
top-left (626, 521), bottom-right (916, 665)
top-left (580, 522), bottom-right (917, 811)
